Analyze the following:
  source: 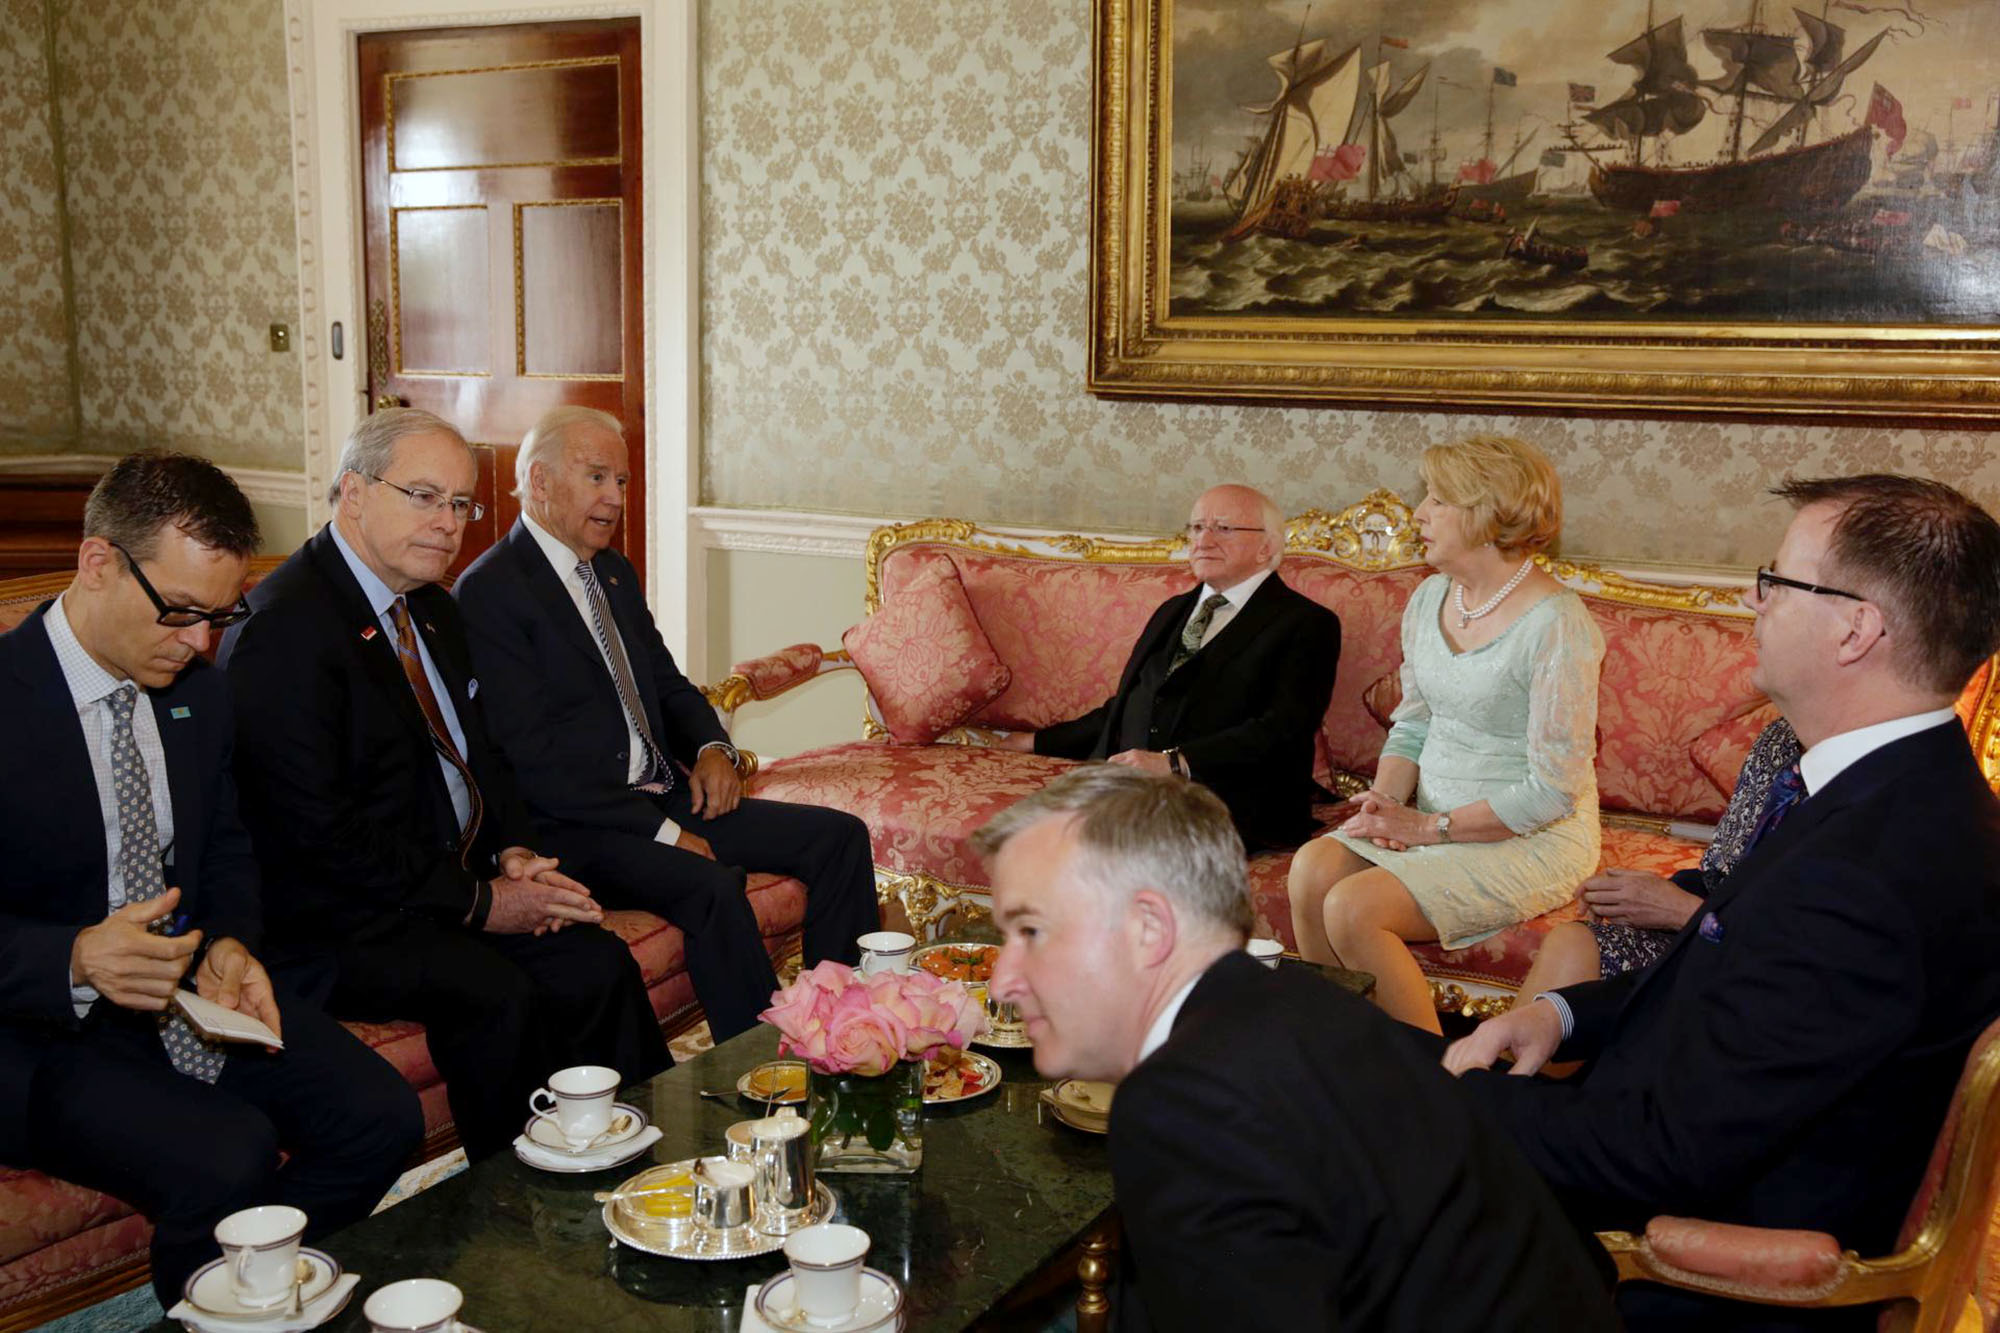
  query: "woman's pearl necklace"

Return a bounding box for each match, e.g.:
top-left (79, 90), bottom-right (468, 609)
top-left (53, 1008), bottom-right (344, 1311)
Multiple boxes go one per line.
top-left (1455, 557), bottom-right (1535, 628)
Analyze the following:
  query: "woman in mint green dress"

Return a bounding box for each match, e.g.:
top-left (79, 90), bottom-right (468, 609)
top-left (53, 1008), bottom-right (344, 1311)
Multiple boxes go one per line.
top-left (1287, 436), bottom-right (1605, 1033)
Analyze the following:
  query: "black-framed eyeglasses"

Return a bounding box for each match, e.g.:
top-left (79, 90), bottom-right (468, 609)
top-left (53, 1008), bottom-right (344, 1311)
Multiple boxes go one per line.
top-left (365, 473), bottom-right (486, 522)
top-left (109, 542), bottom-right (253, 629)
top-left (1755, 566), bottom-right (1864, 604)
top-left (1184, 522), bottom-right (1266, 540)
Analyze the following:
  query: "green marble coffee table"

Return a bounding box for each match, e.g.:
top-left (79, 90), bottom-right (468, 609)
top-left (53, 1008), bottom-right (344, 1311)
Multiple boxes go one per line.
top-left (262, 1027), bottom-right (1113, 1332)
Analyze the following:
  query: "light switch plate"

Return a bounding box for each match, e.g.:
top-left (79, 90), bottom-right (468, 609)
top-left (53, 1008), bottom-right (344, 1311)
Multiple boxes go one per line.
top-left (269, 322), bottom-right (292, 353)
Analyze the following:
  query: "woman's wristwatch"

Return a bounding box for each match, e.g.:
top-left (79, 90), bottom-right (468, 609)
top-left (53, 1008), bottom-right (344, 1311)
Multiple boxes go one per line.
top-left (1433, 812), bottom-right (1453, 844)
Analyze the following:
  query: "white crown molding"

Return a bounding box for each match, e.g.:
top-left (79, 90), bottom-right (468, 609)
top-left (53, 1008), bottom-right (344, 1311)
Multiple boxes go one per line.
top-left (0, 455), bottom-right (308, 508)
top-left (0, 454), bottom-right (112, 473)
top-left (228, 469), bottom-right (312, 507)
top-left (690, 507), bottom-right (895, 560)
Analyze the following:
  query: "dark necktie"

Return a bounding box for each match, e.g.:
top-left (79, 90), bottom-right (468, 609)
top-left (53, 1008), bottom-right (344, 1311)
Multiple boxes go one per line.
top-left (575, 559), bottom-right (673, 794)
top-left (105, 685), bottom-right (226, 1082)
top-left (388, 597), bottom-right (485, 860)
top-left (1744, 762), bottom-right (1806, 851)
top-left (1169, 593), bottom-right (1231, 675)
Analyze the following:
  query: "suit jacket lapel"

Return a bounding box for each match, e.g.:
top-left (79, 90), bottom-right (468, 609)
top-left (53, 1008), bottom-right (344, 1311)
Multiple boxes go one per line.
top-left (13, 610), bottom-right (110, 901)
top-left (305, 527), bottom-right (438, 749)
top-left (1190, 575), bottom-right (1288, 663)
top-left (508, 522), bottom-right (607, 676)
top-left (1125, 587), bottom-right (1198, 690)
top-left (599, 556), bottom-right (664, 727)
top-left (150, 684), bottom-right (201, 878)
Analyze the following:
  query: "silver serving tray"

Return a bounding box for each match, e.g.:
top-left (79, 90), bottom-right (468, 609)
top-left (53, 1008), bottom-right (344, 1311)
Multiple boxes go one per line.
top-left (602, 1163), bottom-right (838, 1261)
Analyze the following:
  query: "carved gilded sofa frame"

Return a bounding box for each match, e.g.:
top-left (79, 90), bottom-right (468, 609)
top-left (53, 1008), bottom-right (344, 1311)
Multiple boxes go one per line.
top-left (705, 493), bottom-right (2000, 1011)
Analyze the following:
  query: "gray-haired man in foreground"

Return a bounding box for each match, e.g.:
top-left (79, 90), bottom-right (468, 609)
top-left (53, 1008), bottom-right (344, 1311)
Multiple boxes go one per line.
top-left (976, 766), bottom-right (1615, 1332)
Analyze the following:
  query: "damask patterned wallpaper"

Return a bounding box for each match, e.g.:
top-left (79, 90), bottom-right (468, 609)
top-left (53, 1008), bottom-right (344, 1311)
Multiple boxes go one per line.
top-left (0, 0), bottom-right (301, 468)
top-left (0, 0), bottom-right (74, 452)
top-left (697, 0), bottom-right (2000, 567)
top-left (55, 0), bottom-right (302, 469)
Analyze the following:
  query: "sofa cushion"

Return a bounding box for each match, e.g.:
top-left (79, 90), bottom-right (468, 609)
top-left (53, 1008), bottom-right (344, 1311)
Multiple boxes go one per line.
top-left (844, 563), bottom-right (1011, 744)
top-left (893, 547), bottom-right (1190, 733)
top-left (1689, 701), bottom-right (1781, 799)
top-left (750, 741), bottom-right (1078, 888)
top-left (1279, 564), bottom-right (1429, 784)
top-left (1588, 597), bottom-right (1763, 823)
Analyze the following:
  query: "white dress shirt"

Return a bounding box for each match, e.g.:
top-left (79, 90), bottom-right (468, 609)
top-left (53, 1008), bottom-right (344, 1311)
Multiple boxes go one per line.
top-left (1192, 567), bottom-right (1272, 649)
top-left (329, 521), bottom-right (474, 832)
top-left (520, 514), bottom-right (724, 846)
top-left (1799, 708), bottom-right (1958, 795)
top-left (1137, 973), bottom-right (1203, 1065)
top-left (48, 595), bottom-right (174, 1016)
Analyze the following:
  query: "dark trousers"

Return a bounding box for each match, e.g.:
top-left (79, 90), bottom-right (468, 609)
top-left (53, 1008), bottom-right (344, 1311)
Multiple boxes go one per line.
top-left (541, 794), bottom-right (879, 1039)
top-left (12, 984), bottom-right (422, 1308)
top-left (325, 918), bottom-right (667, 1161)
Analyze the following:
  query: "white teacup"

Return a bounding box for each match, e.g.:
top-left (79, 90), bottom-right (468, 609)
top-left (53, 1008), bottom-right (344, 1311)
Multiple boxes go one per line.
top-left (857, 931), bottom-right (916, 976)
top-left (1246, 937), bottom-right (1284, 969)
top-left (783, 1223), bottom-right (871, 1325)
top-left (213, 1205), bottom-right (307, 1309)
top-left (364, 1277), bottom-right (463, 1333)
top-left (528, 1064), bottom-right (620, 1145)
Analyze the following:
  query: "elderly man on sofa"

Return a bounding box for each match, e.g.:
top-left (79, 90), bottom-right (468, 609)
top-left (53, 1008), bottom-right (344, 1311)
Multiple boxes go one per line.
top-left (1000, 484), bottom-right (1341, 851)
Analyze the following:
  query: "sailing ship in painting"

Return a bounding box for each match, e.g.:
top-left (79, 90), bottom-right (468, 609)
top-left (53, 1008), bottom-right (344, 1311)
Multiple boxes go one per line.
top-left (1170, 0), bottom-right (2000, 322)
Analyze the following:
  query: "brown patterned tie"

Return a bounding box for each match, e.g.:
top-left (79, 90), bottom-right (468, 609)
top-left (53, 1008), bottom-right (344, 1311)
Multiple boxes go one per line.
top-left (388, 597), bottom-right (484, 861)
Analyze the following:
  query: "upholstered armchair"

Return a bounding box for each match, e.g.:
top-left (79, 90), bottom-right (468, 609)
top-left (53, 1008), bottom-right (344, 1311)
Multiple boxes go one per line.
top-left (1599, 1016), bottom-right (2000, 1332)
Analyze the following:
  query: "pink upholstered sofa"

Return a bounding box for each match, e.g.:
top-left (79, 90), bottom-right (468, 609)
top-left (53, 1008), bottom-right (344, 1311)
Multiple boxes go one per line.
top-left (721, 493), bottom-right (2000, 1012)
top-left (0, 566), bottom-right (808, 1330)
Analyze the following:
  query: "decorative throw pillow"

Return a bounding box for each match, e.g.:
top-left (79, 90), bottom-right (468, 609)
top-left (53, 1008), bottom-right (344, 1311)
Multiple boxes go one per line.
top-left (1689, 700), bottom-right (1781, 800)
top-left (1361, 669), bottom-right (1403, 730)
top-left (842, 565), bottom-right (1012, 745)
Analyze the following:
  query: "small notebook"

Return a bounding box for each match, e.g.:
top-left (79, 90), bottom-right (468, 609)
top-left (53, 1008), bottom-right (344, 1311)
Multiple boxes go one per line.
top-left (174, 990), bottom-right (285, 1049)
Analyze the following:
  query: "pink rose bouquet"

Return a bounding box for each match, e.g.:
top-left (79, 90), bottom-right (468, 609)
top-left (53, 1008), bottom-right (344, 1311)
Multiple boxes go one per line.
top-left (759, 960), bottom-right (988, 1077)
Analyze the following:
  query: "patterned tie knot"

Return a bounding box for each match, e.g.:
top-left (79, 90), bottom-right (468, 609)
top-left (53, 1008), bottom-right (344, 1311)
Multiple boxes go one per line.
top-left (576, 558), bottom-right (596, 586)
top-left (106, 682), bottom-right (138, 722)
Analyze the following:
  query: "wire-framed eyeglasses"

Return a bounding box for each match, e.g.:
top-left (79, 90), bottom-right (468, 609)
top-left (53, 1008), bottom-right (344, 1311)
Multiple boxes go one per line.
top-left (365, 473), bottom-right (486, 523)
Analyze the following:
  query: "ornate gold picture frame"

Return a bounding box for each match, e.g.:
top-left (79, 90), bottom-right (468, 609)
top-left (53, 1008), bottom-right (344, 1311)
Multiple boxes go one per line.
top-left (1089, 0), bottom-right (2000, 417)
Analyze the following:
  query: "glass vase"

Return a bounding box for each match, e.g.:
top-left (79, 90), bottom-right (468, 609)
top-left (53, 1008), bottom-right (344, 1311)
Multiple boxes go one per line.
top-left (807, 1060), bottom-right (924, 1174)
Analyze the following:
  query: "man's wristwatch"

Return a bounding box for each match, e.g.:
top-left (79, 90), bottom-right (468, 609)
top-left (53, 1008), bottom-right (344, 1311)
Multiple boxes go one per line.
top-left (1434, 812), bottom-right (1453, 844)
top-left (1163, 747), bottom-right (1188, 778)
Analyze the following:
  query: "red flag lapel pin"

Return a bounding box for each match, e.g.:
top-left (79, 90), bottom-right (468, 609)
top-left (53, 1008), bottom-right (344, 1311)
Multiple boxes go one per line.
top-left (360, 625), bottom-right (378, 642)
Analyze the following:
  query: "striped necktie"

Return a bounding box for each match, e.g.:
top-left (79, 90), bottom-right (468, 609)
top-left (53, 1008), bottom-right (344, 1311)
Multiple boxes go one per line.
top-left (105, 685), bottom-right (226, 1082)
top-left (576, 559), bottom-right (673, 793)
top-left (387, 597), bottom-right (485, 860)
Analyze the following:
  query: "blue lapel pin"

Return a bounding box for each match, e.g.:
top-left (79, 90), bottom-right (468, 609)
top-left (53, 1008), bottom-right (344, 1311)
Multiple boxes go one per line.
top-left (169, 705), bottom-right (191, 719)
top-left (1698, 911), bottom-right (1726, 943)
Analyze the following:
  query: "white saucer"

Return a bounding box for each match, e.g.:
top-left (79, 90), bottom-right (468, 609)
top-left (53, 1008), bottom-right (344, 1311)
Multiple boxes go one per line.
top-left (524, 1102), bottom-right (647, 1155)
top-left (183, 1247), bottom-right (340, 1319)
top-left (754, 1267), bottom-right (904, 1332)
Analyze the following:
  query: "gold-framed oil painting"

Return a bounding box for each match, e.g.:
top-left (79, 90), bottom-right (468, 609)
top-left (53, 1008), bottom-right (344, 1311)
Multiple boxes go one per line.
top-left (1089, 0), bottom-right (2000, 416)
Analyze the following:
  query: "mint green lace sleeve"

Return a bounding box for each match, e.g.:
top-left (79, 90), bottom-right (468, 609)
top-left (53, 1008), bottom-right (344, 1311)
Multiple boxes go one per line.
top-left (1486, 597), bottom-right (1605, 834)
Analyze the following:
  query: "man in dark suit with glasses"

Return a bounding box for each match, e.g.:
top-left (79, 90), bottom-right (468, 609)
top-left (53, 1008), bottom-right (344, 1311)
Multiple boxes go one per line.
top-left (999, 484), bottom-right (1342, 851)
top-left (0, 453), bottom-right (419, 1306)
top-left (220, 409), bottom-right (666, 1160)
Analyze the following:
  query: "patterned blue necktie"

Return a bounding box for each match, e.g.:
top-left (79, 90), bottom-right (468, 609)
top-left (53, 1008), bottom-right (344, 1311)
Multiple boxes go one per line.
top-left (105, 685), bottom-right (226, 1083)
top-left (1744, 762), bottom-right (1806, 852)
